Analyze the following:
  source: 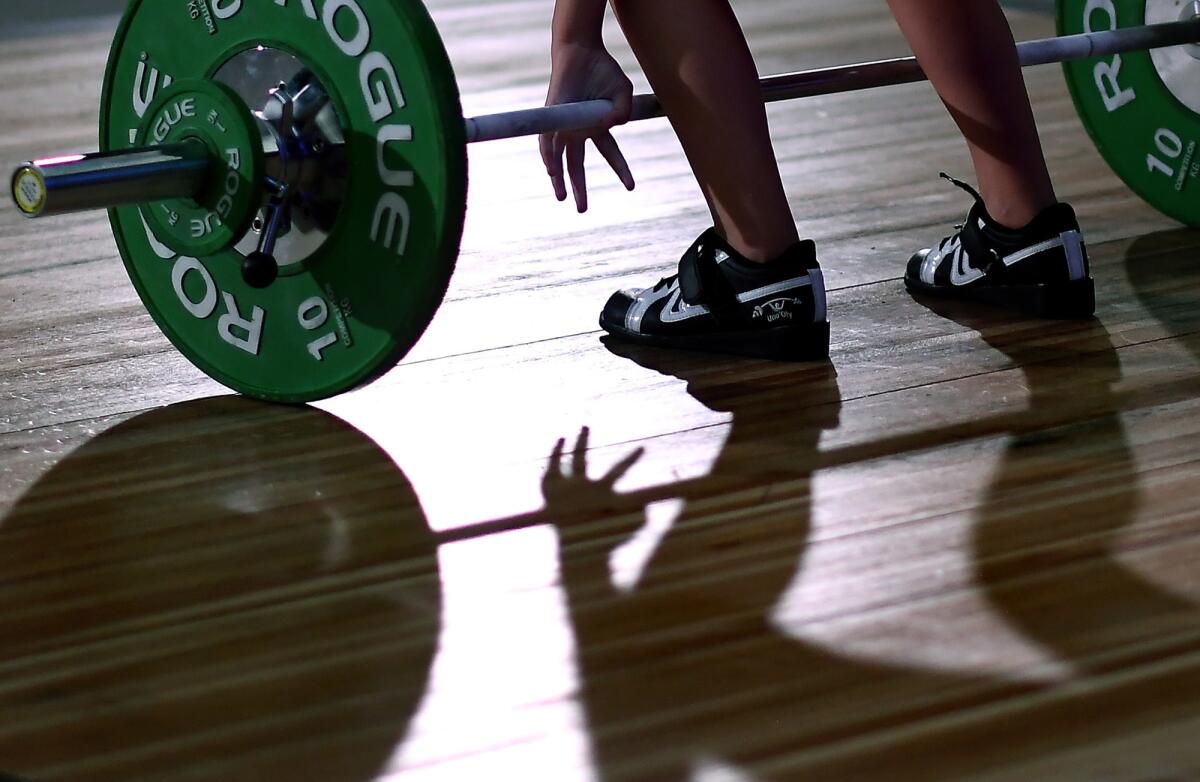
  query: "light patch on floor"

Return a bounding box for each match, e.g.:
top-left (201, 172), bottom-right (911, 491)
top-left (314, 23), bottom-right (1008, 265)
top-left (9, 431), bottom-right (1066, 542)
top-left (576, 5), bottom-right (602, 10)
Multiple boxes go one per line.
top-left (380, 525), bottom-right (598, 782)
top-left (610, 497), bottom-right (686, 593)
top-left (319, 346), bottom-right (729, 532)
top-left (693, 755), bottom-right (760, 782)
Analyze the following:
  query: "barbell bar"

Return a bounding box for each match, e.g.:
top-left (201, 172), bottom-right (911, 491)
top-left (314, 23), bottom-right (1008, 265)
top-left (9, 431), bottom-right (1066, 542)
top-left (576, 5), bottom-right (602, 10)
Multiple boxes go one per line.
top-left (16, 16), bottom-right (1200, 213)
top-left (5, 0), bottom-right (1199, 404)
top-left (465, 16), bottom-right (1200, 142)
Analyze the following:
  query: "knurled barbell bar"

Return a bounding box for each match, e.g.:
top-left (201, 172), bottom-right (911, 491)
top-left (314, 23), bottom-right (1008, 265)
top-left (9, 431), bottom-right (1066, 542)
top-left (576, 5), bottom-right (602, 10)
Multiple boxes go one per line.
top-left (8, 0), bottom-right (1200, 403)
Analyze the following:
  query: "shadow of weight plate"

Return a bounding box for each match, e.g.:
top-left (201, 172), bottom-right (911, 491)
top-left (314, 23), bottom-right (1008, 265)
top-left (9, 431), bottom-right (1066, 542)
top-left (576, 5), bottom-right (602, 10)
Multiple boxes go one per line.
top-left (101, 0), bottom-right (467, 402)
top-left (1059, 0), bottom-right (1200, 226)
top-left (0, 398), bottom-right (442, 779)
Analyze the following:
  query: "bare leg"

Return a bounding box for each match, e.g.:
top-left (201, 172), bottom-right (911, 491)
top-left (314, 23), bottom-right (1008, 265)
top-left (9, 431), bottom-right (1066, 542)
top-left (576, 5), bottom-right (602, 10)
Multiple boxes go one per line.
top-left (887, 0), bottom-right (1058, 228)
top-left (610, 0), bottom-right (797, 261)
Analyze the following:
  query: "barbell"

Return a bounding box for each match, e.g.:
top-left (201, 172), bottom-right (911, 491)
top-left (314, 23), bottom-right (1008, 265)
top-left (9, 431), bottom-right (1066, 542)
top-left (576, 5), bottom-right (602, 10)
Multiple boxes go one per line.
top-left (8, 0), bottom-right (1200, 402)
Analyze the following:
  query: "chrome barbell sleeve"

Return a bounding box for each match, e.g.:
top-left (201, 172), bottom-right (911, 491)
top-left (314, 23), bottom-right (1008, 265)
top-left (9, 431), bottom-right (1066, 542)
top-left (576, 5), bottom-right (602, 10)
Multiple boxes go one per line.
top-left (11, 140), bottom-right (210, 218)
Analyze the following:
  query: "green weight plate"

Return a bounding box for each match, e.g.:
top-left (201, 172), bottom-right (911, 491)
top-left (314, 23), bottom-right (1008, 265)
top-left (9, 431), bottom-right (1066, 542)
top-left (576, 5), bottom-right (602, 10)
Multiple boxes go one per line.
top-left (101, 0), bottom-right (467, 403)
top-left (138, 79), bottom-right (265, 257)
top-left (1058, 0), bottom-right (1200, 226)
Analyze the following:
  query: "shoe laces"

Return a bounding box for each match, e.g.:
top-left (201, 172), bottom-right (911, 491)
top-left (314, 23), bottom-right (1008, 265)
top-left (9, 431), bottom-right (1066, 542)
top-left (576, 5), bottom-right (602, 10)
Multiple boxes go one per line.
top-left (940, 171), bottom-right (984, 204)
top-left (929, 173), bottom-right (982, 250)
top-left (936, 172), bottom-right (1004, 269)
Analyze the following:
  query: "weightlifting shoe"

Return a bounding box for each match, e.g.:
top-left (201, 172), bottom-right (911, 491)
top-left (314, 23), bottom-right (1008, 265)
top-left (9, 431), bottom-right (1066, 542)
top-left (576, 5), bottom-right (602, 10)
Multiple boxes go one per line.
top-left (905, 174), bottom-right (1095, 318)
top-left (599, 228), bottom-right (830, 361)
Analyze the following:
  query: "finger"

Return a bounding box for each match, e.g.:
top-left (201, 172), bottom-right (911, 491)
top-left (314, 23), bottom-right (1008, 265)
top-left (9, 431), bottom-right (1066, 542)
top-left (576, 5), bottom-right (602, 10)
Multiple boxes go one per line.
top-left (541, 132), bottom-right (567, 202)
top-left (547, 437), bottom-right (566, 476)
top-left (601, 446), bottom-right (644, 488)
top-left (594, 132), bottom-right (634, 192)
top-left (539, 131), bottom-right (553, 171)
top-left (546, 134), bottom-right (567, 202)
top-left (572, 426), bottom-right (590, 477)
top-left (566, 139), bottom-right (587, 213)
top-left (608, 83), bottom-right (633, 128)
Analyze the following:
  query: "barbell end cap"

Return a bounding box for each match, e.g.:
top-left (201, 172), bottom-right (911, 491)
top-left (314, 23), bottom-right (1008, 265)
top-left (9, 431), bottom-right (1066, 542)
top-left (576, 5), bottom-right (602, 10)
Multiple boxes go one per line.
top-left (11, 165), bottom-right (47, 217)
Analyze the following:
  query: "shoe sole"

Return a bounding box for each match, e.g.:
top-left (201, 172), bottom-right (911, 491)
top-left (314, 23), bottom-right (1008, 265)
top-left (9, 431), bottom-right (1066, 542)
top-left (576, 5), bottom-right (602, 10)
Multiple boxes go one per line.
top-left (599, 315), bottom-right (831, 361)
top-left (904, 276), bottom-right (1096, 319)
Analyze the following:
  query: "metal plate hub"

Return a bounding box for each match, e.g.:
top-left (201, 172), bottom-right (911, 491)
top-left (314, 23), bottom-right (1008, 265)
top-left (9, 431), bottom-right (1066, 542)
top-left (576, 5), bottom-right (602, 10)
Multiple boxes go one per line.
top-left (215, 47), bottom-right (350, 271)
top-left (1146, 0), bottom-right (1200, 113)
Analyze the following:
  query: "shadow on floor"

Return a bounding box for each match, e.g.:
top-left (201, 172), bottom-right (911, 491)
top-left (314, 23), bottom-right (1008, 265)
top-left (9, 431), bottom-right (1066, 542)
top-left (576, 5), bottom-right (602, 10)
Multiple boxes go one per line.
top-left (0, 398), bottom-right (441, 782)
top-left (4, 232), bottom-right (1200, 779)
top-left (539, 295), bottom-right (1200, 779)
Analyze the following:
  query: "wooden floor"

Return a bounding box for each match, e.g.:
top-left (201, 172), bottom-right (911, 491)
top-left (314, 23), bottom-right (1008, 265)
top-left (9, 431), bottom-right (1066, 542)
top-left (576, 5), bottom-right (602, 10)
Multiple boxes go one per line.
top-left (3, 1), bottom-right (1200, 780)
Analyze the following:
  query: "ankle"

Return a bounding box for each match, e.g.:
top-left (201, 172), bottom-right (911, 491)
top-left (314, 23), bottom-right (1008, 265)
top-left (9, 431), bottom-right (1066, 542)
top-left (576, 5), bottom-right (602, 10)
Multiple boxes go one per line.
top-left (712, 224), bottom-right (798, 263)
top-left (735, 246), bottom-right (788, 264)
top-left (985, 202), bottom-right (1056, 231)
top-left (979, 185), bottom-right (1058, 231)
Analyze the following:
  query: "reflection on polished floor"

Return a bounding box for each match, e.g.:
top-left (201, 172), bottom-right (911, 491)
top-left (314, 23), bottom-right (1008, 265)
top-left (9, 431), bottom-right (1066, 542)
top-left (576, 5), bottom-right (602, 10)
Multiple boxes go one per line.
top-left (2, 1), bottom-right (1200, 781)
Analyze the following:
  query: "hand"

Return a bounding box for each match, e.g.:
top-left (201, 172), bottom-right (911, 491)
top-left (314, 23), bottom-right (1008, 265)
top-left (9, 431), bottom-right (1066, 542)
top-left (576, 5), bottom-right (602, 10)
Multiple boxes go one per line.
top-left (540, 43), bottom-right (636, 212)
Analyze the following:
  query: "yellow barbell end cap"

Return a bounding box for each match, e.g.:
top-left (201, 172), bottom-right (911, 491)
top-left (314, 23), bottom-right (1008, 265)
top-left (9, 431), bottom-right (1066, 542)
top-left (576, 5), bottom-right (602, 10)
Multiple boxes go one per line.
top-left (12, 166), bottom-right (47, 217)
top-left (11, 166), bottom-right (47, 217)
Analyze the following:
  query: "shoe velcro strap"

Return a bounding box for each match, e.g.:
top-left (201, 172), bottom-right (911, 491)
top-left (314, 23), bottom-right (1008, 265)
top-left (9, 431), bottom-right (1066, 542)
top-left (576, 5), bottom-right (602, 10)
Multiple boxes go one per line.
top-left (959, 208), bottom-right (1003, 275)
top-left (678, 230), bottom-right (745, 326)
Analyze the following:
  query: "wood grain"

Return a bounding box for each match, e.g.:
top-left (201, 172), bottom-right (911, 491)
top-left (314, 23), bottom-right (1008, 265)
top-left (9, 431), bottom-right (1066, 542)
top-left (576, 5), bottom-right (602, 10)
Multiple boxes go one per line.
top-left (1, 2), bottom-right (1199, 781)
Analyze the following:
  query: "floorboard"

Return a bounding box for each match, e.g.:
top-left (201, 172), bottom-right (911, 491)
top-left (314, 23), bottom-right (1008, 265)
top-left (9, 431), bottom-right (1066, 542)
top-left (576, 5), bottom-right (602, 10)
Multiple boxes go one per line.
top-left (1, 2), bottom-right (1199, 781)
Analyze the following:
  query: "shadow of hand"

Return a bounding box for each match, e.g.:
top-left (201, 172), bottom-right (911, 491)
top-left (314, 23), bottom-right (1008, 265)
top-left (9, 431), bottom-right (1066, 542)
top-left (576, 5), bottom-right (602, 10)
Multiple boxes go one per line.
top-left (542, 427), bottom-right (645, 536)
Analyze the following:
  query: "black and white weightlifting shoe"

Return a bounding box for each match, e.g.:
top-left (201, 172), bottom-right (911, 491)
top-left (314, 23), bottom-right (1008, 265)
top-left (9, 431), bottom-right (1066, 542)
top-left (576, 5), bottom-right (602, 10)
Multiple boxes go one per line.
top-left (905, 174), bottom-right (1095, 319)
top-left (599, 228), bottom-right (830, 361)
